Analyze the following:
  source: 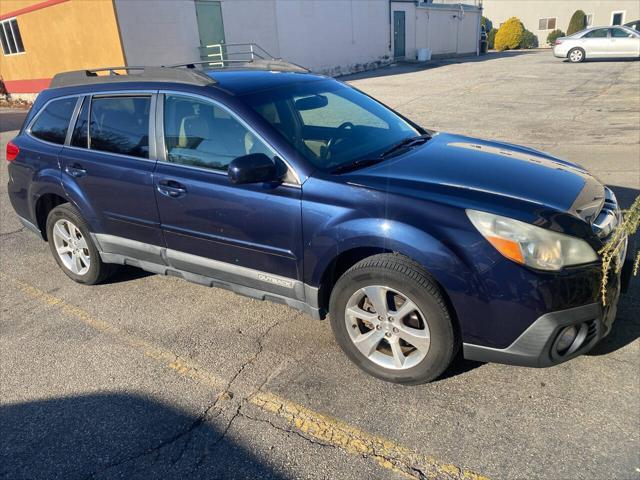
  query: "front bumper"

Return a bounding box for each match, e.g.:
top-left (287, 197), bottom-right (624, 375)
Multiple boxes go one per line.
top-left (462, 299), bottom-right (617, 367)
top-left (463, 250), bottom-right (626, 368)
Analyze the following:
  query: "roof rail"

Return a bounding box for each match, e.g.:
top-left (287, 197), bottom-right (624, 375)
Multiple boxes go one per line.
top-left (169, 43), bottom-right (309, 73)
top-left (50, 66), bottom-right (216, 89)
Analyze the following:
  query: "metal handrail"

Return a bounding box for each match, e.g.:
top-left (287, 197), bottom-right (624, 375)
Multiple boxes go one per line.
top-left (170, 43), bottom-right (308, 73)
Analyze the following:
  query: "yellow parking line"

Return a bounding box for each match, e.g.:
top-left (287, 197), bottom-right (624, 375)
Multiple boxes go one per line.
top-left (5, 276), bottom-right (226, 390)
top-left (251, 392), bottom-right (488, 480)
top-left (4, 275), bottom-right (488, 480)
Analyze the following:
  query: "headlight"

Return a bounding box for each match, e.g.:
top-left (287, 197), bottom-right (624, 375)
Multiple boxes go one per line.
top-left (466, 209), bottom-right (598, 271)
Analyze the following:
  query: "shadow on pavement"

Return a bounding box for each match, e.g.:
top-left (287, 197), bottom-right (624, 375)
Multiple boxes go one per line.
top-left (0, 393), bottom-right (283, 479)
top-left (103, 265), bottom-right (154, 284)
top-left (341, 50), bottom-right (540, 81)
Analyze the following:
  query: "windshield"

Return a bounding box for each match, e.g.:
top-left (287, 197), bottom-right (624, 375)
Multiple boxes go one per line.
top-left (242, 79), bottom-right (419, 171)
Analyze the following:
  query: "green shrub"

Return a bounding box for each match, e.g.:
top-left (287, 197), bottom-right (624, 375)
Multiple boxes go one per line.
top-left (567, 10), bottom-right (586, 35)
top-left (520, 29), bottom-right (539, 49)
top-left (481, 16), bottom-right (493, 32)
top-left (488, 28), bottom-right (498, 50)
top-left (494, 17), bottom-right (524, 51)
top-left (546, 29), bottom-right (566, 45)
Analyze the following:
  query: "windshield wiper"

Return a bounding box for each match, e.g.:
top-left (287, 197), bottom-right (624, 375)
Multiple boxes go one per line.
top-left (379, 133), bottom-right (432, 159)
top-left (330, 158), bottom-right (386, 174)
top-left (330, 133), bottom-right (432, 175)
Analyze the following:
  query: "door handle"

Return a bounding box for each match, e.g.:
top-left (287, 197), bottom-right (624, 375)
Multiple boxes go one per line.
top-left (65, 163), bottom-right (87, 177)
top-left (157, 179), bottom-right (187, 198)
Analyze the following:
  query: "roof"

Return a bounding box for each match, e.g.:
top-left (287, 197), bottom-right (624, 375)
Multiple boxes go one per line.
top-left (48, 63), bottom-right (325, 95)
top-left (203, 69), bottom-right (327, 95)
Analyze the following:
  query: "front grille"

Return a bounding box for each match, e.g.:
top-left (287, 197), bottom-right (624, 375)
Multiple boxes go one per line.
top-left (592, 187), bottom-right (621, 240)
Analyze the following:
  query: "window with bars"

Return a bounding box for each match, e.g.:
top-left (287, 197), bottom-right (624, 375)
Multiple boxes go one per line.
top-left (538, 17), bottom-right (557, 30)
top-left (0, 18), bottom-right (25, 55)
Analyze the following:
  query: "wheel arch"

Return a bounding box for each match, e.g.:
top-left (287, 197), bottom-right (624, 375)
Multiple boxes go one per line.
top-left (311, 223), bottom-right (472, 337)
top-left (319, 249), bottom-right (464, 344)
top-left (35, 193), bottom-right (67, 240)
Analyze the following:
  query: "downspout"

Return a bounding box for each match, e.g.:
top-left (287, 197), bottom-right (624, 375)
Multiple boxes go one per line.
top-left (476, 5), bottom-right (481, 56)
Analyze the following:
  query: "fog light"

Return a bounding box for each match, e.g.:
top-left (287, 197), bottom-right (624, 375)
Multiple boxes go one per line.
top-left (556, 326), bottom-right (578, 355)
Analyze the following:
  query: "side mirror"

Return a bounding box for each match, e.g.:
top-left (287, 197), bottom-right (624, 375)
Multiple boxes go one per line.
top-left (228, 153), bottom-right (281, 185)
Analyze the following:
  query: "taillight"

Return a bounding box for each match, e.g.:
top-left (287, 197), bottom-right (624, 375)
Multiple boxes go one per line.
top-left (554, 40), bottom-right (563, 45)
top-left (6, 141), bottom-right (19, 162)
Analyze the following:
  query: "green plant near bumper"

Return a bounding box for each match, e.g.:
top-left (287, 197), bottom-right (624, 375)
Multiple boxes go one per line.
top-left (599, 195), bottom-right (640, 305)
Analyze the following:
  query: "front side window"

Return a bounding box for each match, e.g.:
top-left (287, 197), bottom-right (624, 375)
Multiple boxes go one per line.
top-left (243, 79), bottom-right (418, 171)
top-left (30, 97), bottom-right (76, 144)
top-left (89, 96), bottom-right (151, 158)
top-left (610, 27), bottom-right (633, 38)
top-left (0, 18), bottom-right (25, 55)
top-left (584, 28), bottom-right (608, 38)
top-left (163, 94), bottom-right (273, 172)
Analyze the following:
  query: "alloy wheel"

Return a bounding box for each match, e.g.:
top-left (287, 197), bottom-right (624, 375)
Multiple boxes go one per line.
top-left (569, 49), bottom-right (583, 62)
top-left (344, 285), bottom-right (430, 370)
top-left (52, 219), bottom-right (91, 276)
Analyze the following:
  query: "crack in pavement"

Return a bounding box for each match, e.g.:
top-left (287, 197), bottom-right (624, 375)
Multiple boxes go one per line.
top-left (85, 316), bottom-right (290, 477)
top-left (6, 276), bottom-right (486, 479)
top-left (0, 226), bottom-right (25, 238)
top-left (248, 392), bottom-right (488, 480)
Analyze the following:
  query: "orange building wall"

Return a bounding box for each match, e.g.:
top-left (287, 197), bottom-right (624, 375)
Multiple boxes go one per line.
top-left (0, 0), bottom-right (125, 93)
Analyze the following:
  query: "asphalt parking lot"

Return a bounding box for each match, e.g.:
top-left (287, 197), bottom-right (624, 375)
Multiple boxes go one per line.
top-left (1, 50), bottom-right (639, 480)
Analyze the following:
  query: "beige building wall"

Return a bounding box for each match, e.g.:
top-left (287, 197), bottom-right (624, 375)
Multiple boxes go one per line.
top-left (483, 0), bottom-right (640, 46)
top-left (222, 0), bottom-right (392, 76)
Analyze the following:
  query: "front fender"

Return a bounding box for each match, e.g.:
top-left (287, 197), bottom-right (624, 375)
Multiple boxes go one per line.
top-left (307, 216), bottom-right (473, 294)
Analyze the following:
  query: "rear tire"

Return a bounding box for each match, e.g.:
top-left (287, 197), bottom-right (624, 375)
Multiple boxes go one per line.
top-left (568, 48), bottom-right (585, 63)
top-left (46, 204), bottom-right (116, 285)
top-left (329, 254), bottom-right (457, 384)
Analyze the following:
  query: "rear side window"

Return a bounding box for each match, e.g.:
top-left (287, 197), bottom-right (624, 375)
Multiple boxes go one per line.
top-left (89, 96), bottom-right (151, 158)
top-left (30, 97), bottom-right (76, 144)
top-left (584, 29), bottom-right (608, 38)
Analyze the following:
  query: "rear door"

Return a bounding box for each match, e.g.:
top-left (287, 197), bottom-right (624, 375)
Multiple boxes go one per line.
top-left (59, 92), bottom-right (164, 254)
top-left (581, 28), bottom-right (610, 56)
top-left (609, 27), bottom-right (640, 56)
top-left (153, 92), bottom-right (303, 294)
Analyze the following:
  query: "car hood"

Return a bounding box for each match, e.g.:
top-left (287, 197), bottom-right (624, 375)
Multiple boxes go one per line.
top-left (343, 132), bottom-right (605, 222)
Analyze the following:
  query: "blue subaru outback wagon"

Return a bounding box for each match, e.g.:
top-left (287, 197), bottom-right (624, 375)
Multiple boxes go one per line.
top-left (6, 58), bottom-right (630, 384)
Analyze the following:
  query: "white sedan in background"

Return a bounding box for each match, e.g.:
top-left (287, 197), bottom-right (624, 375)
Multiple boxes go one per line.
top-left (553, 26), bottom-right (640, 63)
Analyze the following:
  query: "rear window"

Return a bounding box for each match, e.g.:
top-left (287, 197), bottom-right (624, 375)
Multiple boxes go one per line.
top-left (30, 97), bottom-right (77, 144)
top-left (89, 96), bottom-right (151, 158)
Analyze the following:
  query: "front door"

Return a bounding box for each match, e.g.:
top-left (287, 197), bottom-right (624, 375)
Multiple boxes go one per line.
top-left (393, 11), bottom-right (406, 59)
top-left (154, 93), bottom-right (303, 294)
top-left (609, 27), bottom-right (640, 56)
top-left (195, 0), bottom-right (225, 60)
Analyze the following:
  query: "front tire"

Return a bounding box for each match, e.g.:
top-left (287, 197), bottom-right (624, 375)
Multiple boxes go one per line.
top-left (568, 48), bottom-right (585, 63)
top-left (46, 204), bottom-right (115, 285)
top-left (329, 254), bottom-right (457, 384)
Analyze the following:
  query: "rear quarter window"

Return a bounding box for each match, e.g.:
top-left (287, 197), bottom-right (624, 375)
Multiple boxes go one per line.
top-left (30, 97), bottom-right (77, 144)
